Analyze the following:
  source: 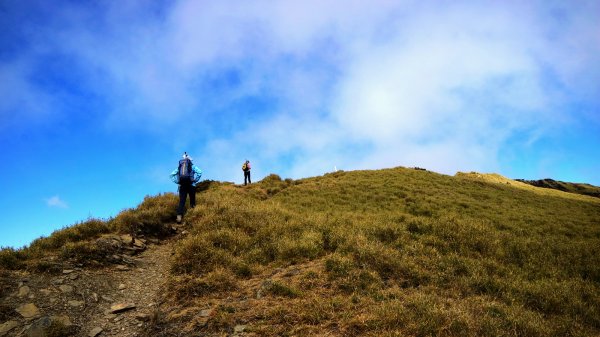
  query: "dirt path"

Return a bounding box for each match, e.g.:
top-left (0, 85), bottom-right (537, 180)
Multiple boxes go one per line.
top-left (1, 233), bottom-right (176, 337)
top-left (78, 240), bottom-right (173, 337)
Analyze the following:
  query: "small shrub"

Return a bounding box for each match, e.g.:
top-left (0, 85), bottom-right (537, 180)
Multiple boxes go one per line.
top-left (266, 281), bottom-right (302, 298)
top-left (29, 260), bottom-right (62, 274)
top-left (45, 320), bottom-right (76, 337)
top-left (205, 228), bottom-right (250, 255)
top-left (231, 261), bottom-right (253, 278)
top-left (325, 254), bottom-right (355, 279)
top-left (0, 248), bottom-right (26, 270)
top-left (406, 218), bottom-right (432, 235)
top-left (276, 231), bottom-right (323, 262)
top-left (171, 235), bottom-right (234, 275)
top-left (29, 218), bottom-right (110, 251)
top-left (169, 269), bottom-right (237, 301)
top-left (60, 241), bottom-right (104, 263)
top-left (111, 194), bottom-right (178, 238)
top-left (338, 269), bottom-right (383, 294)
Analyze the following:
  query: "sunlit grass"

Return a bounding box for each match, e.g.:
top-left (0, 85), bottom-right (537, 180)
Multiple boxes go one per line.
top-left (2, 166), bottom-right (599, 336)
top-left (161, 167), bottom-right (600, 336)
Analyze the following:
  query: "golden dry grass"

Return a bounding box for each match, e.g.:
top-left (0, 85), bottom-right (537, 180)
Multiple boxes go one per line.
top-left (3, 167), bottom-right (599, 336)
top-left (156, 168), bottom-right (600, 336)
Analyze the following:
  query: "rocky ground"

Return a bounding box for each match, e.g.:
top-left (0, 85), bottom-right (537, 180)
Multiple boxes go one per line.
top-left (0, 232), bottom-right (174, 337)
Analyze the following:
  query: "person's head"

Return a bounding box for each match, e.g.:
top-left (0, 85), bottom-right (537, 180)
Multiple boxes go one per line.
top-left (183, 152), bottom-right (193, 161)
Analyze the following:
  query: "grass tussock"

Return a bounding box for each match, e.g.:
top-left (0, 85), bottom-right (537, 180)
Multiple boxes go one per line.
top-left (110, 193), bottom-right (178, 237)
top-left (160, 167), bottom-right (600, 336)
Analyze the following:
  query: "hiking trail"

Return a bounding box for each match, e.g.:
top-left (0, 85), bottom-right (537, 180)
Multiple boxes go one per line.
top-left (1, 227), bottom-right (179, 337)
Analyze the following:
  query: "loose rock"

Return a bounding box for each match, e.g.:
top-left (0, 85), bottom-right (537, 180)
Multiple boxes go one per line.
top-left (89, 327), bottom-right (103, 337)
top-left (68, 300), bottom-right (84, 307)
top-left (16, 303), bottom-right (41, 319)
top-left (200, 308), bottom-right (214, 317)
top-left (18, 285), bottom-right (31, 297)
top-left (0, 321), bottom-right (19, 336)
top-left (25, 315), bottom-right (73, 337)
top-left (39, 289), bottom-right (52, 296)
top-left (234, 325), bottom-right (247, 333)
top-left (110, 303), bottom-right (136, 314)
top-left (59, 285), bottom-right (74, 293)
top-left (51, 278), bottom-right (64, 285)
top-left (134, 313), bottom-right (150, 321)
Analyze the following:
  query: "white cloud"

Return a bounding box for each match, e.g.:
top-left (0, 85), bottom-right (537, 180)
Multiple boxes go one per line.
top-left (4, 0), bottom-right (600, 180)
top-left (46, 195), bottom-right (68, 209)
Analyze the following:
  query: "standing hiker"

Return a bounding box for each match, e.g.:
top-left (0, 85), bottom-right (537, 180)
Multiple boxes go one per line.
top-left (170, 152), bottom-right (202, 223)
top-left (242, 160), bottom-right (251, 185)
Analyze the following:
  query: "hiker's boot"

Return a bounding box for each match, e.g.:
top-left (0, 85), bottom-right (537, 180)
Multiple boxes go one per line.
top-left (176, 215), bottom-right (182, 224)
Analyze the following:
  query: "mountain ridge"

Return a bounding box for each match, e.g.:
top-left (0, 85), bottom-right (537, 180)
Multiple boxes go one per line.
top-left (1, 166), bottom-right (599, 336)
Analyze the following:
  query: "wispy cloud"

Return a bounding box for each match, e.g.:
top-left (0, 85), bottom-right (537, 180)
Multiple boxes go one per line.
top-left (46, 195), bottom-right (68, 209)
top-left (3, 0), bottom-right (599, 181)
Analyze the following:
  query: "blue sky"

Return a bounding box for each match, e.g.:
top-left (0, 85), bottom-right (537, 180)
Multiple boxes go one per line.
top-left (1, 0), bottom-right (599, 248)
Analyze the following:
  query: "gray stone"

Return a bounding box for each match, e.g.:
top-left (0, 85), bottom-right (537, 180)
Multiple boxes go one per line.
top-left (51, 278), bottom-right (64, 285)
top-left (134, 313), bottom-right (150, 321)
top-left (25, 315), bottom-right (74, 337)
top-left (68, 300), bottom-right (84, 307)
top-left (51, 315), bottom-right (72, 327)
top-left (118, 284), bottom-right (126, 290)
top-left (59, 285), bottom-right (74, 293)
top-left (16, 303), bottom-right (41, 319)
top-left (62, 269), bottom-right (74, 274)
top-left (109, 303), bottom-right (136, 314)
top-left (0, 321), bottom-right (19, 336)
top-left (39, 289), bottom-right (52, 296)
top-left (199, 308), bottom-right (213, 317)
top-left (18, 285), bottom-right (31, 297)
top-left (101, 295), bottom-right (113, 302)
top-left (89, 327), bottom-right (103, 337)
top-left (234, 325), bottom-right (247, 333)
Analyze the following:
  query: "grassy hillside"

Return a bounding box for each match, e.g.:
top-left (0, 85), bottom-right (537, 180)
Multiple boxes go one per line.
top-left (2, 167), bottom-right (599, 336)
top-left (0, 193), bottom-right (178, 272)
top-left (160, 168), bottom-right (599, 336)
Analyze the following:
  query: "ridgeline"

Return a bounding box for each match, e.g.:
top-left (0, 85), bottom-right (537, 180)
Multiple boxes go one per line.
top-left (1, 167), bottom-right (599, 336)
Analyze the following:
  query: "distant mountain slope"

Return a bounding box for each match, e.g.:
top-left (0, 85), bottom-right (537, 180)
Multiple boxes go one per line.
top-left (456, 172), bottom-right (600, 202)
top-left (516, 178), bottom-right (600, 198)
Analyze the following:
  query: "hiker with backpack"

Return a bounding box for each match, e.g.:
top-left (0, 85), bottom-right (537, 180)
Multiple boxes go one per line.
top-left (242, 160), bottom-right (251, 185)
top-left (170, 152), bottom-right (202, 223)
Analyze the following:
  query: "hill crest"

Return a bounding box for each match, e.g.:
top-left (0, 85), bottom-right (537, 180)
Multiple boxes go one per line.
top-left (1, 166), bottom-right (599, 336)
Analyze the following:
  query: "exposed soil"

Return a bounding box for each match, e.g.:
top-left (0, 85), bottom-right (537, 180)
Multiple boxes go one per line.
top-left (0, 231), bottom-right (176, 337)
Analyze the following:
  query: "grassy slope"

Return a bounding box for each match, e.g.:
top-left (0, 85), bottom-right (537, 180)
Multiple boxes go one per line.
top-left (161, 168), bottom-right (600, 336)
top-left (2, 167), bottom-right (599, 336)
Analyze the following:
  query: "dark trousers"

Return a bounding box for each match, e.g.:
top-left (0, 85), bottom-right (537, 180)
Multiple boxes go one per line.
top-left (177, 184), bottom-right (196, 215)
top-left (244, 170), bottom-right (251, 185)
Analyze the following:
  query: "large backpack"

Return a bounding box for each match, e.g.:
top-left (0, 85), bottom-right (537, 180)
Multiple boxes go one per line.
top-left (178, 158), bottom-right (193, 184)
top-left (242, 162), bottom-right (247, 171)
